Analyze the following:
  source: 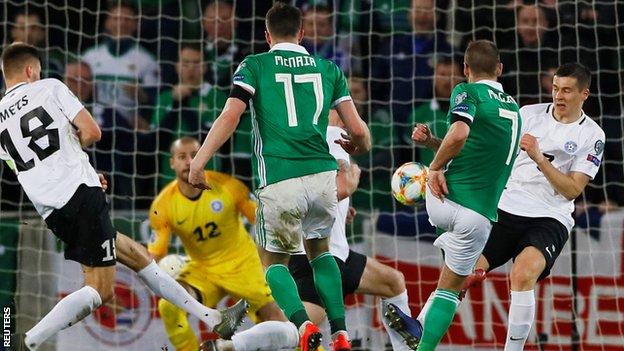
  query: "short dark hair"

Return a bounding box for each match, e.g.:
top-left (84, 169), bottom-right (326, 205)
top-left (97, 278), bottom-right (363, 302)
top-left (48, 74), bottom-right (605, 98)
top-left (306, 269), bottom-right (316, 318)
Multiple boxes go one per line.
top-left (554, 63), bottom-right (592, 90)
top-left (464, 40), bottom-right (500, 76)
top-left (1, 42), bottom-right (40, 78)
top-left (266, 2), bottom-right (302, 39)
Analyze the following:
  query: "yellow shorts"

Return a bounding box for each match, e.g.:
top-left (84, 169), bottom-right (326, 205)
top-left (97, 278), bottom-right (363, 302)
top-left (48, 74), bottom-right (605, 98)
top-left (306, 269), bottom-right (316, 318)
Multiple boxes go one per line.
top-left (177, 248), bottom-right (273, 322)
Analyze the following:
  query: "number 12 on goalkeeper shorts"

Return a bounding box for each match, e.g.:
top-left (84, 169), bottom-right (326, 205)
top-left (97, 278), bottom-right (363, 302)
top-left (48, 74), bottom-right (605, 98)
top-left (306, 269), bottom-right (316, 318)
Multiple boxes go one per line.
top-left (102, 238), bottom-right (116, 262)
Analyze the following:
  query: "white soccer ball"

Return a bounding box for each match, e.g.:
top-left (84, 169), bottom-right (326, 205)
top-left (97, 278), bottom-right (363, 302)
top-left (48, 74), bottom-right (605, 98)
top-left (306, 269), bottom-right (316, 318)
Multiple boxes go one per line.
top-left (158, 254), bottom-right (188, 279)
top-left (391, 162), bottom-right (429, 206)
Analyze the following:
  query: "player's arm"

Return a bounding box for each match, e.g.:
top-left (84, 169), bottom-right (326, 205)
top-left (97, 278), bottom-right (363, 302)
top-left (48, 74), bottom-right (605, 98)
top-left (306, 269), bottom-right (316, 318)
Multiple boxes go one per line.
top-left (412, 123), bottom-right (443, 151)
top-left (189, 97), bottom-right (246, 189)
top-left (336, 159), bottom-right (361, 200)
top-left (148, 228), bottom-right (172, 263)
top-left (334, 100), bottom-right (371, 155)
top-left (521, 134), bottom-right (591, 201)
top-left (429, 121), bottom-right (470, 171)
top-left (73, 108), bottom-right (101, 147)
top-left (224, 174), bottom-right (258, 224)
top-left (148, 200), bottom-right (173, 262)
top-left (428, 120), bottom-right (470, 199)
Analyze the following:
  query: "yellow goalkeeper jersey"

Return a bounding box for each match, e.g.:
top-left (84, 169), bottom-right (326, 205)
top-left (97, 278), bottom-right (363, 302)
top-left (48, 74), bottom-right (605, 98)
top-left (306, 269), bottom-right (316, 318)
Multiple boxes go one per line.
top-left (148, 171), bottom-right (257, 263)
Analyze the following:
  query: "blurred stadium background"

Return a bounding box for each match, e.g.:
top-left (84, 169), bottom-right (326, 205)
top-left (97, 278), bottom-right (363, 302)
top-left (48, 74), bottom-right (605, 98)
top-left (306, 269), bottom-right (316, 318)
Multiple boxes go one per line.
top-left (0, 0), bottom-right (623, 350)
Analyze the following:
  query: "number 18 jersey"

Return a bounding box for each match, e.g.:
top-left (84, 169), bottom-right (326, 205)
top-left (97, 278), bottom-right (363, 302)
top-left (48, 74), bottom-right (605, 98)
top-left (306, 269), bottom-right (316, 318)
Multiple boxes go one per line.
top-left (232, 43), bottom-right (351, 187)
top-left (0, 79), bottom-right (100, 218)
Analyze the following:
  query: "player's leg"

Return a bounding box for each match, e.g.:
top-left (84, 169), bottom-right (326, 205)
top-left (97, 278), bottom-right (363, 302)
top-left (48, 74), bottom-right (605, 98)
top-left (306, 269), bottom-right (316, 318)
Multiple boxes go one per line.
top-left (206, 248), bottom-right (300, 351)
top-left (504, 218), bottom-right (567, 351)
top-left (114, 232), bottom-right (244, 334)
top-left (25, 185), bottom-right (117, 350)
top-left (259, 249), bottom-right (311, 330)
top-left (256, 178), bottom-right (323, 350)
top-left (460, 211), bottom-right (521, 300)
top-left (202, 320), bottom-right (300, 351)
top-left (158, 278), bottom-right (214, 351)
top-left (302, 171), bottom-right (349, 349)
top-left (353, 254), bottom-right (412, 351)
top-left (304, 238), bottom-right (347, 338)
top-left (416, 190), bottom-right (492, 351)
top-left (24, 265), bottom-right (114, 350)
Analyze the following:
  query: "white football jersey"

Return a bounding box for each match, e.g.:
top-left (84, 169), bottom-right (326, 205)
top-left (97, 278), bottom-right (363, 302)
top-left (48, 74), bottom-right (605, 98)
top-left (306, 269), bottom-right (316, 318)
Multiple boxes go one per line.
top-left (326, 126), bottom-right (351, 262)
top-left (82, 43), bottom-right (160, 120)
top-left (0, 79), bottom-right (100, 218)
top-left (498, 103), bottom-right (605, 231)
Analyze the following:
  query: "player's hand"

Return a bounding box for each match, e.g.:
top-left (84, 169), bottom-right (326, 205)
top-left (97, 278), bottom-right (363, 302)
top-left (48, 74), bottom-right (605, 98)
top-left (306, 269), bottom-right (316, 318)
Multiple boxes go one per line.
top-left (98, 173), bottom-right (108, 192)
top-left (172, 84), bottom-right (193, 101)
top-left (346, 206), bottom-right (357, 224)
top-left (339, 160), bottom-right (361, 183)
top-left (412, 123), bottom-right (432, 146)
top-left (520, 134), bottom-right (545, 164)
top-left (188, 163), bottom-right (211, 190)
top-left (334, 133), bottom-right (359, 155)
top-left (427, 169), bottom-right (448, 201)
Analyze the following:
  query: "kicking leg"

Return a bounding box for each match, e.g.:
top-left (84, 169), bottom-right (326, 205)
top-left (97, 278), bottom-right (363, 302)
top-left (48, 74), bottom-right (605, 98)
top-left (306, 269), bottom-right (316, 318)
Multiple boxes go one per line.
top-left (24, 265), bottom-right (114, 350)
top-left (115, 233), bottom-right (247, 337)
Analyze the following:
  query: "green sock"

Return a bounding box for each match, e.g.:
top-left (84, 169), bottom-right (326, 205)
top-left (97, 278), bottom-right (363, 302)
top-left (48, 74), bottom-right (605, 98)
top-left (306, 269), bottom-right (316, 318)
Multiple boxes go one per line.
top-left (310, 252), bottom-right (346, 334)
top-left (417, 289), bottom-right (460, 351)
top-left (265, 264), bottom-right (309, 327)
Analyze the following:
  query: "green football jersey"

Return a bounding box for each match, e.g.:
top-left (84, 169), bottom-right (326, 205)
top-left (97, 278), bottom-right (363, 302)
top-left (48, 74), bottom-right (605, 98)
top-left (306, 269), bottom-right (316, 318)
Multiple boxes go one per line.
top-left (444, 81), bottom-right (521, 222)
top-left (232, 43), bottom-right (351, 187)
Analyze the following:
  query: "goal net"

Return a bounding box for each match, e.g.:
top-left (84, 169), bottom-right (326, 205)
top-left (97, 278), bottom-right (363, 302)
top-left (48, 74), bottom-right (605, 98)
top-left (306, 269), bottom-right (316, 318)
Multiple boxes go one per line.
top-left (0, 0), bottom-right (623, 350)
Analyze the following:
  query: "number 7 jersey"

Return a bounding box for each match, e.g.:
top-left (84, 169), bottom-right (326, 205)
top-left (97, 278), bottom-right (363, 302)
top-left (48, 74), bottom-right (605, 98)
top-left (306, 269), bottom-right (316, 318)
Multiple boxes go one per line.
top-left (444, 81), bottom-right (522, 222)
top-left (0, 79), bottom-right (100, 218)
top-left (232, 43), bottom-right (351, 187)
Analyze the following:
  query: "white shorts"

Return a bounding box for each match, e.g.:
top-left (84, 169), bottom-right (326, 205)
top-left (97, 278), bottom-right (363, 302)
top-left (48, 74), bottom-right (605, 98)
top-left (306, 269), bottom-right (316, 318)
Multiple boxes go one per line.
top-left (256, 171), bottom-right (337, 254)
top-left (425, 186), bottom-right (492, 276)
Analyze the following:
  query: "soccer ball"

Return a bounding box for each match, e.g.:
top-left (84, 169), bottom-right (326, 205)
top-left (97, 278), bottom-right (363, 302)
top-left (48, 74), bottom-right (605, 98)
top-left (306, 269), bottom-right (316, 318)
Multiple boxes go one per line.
top-left (158, 254), bottom-right (188, 279)
top-left (391, 162), bottom-right (428, 206)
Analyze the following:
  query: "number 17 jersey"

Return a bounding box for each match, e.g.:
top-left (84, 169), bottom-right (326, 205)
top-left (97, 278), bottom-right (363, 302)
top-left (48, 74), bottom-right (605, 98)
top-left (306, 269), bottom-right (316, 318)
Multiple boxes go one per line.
top-left (232, 42), bottom-right (351, 187)
top-left (0, 79), bottom-right (100, 218)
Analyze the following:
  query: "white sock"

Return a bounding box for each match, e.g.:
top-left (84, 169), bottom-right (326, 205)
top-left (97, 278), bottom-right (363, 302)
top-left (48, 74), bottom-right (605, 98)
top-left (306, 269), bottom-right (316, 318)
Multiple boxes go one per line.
top-left (24, 286), bottom-right (102, 350)
top-left (137, 260), bottom-right (221, 327)
top-left (231, 321), bottom-right (299, 351)
top-left (381, 290), bottom-right (412, 351)
top-left (417, 292), bottom-right (434, 326)
top-left (504, 290), bottom-right (535, 351)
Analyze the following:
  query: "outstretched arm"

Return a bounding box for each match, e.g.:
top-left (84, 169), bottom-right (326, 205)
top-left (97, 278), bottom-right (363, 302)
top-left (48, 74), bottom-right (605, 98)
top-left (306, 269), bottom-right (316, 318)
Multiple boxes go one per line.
top-left (412, 123), bottom-right (443, 151)
top-left (189, 98), bottom-right (247, 189)
top-left (334, 100), bottom-right (371, 155)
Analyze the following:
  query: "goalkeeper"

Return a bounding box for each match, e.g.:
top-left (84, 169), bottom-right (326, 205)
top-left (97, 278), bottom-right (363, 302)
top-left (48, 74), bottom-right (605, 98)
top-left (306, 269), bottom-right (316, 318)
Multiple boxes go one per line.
top-left (149, 137), bottom-right (286, 351)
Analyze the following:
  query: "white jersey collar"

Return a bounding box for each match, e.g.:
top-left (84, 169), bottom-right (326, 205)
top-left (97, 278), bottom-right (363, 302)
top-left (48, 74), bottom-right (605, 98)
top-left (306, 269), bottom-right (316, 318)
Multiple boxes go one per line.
top-left (4, 82), bottom-right (28, 95)
top-left (476, 79), bottom-right (504, 92)
top-left (548, 103), bottom-right (588, 125)
top-left (269, 42), bottom-right (309, 55)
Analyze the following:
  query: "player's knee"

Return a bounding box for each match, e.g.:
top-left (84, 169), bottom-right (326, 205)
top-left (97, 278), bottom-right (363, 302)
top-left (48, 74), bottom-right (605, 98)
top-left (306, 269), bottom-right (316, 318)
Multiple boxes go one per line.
top-left (387, 269), bottom-right (406, 296)
top-left (95, 285), bottom-right (114, 304)
top-left (509, 265), bottom-right (539, 290)
top-left (257, 302), bottom-right (287, 322)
